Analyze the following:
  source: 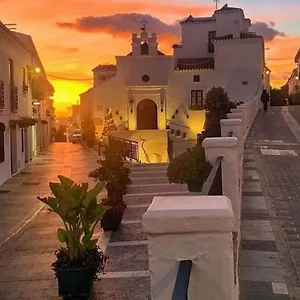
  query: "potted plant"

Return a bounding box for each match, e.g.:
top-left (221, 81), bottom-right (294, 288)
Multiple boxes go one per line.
top-left (18, 116), bottom-right (38, 128)
top-left (167, 145), bottom-right (212, 192)
top-left (38, 175), bottom-right (109, 297)
top-left (89, 153), bottom-right (131, 231)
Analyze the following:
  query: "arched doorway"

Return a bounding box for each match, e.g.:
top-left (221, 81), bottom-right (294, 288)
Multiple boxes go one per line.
top-left (136, 99), bottom-right (158, 130)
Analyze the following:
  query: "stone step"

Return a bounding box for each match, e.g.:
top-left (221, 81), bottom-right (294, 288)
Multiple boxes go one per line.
top-left (131, 176), bottom-right (169, 185)
top-left (129, 166), bottom-right (168, 174)
top-left (124, 190), bottom-right (196, 205)
top-left (127, 183), bottom-right (188, 194)
top-left (129, 170), bottom-right (167, 179)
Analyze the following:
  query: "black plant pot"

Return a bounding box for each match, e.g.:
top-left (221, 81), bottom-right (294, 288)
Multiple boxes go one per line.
top-left (57, 267), bottom-right (95, 297)
top-left (187, 179), bottom-right (204, 192)
top-left (101, 205), bottom-right (125, 231)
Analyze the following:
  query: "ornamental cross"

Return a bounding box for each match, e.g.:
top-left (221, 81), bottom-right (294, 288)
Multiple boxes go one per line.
top-left (141, 19), bottom-right (147, 31)
top-left (213, 0), bottom-right (220, 10)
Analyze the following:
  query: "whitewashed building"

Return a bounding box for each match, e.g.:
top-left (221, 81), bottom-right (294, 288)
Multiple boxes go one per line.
top-left (0, 22), bottom-right (54, 184)
top-left (81, 4), bottom-right (269, 163)
top-left (287, 49), bottom-right (300, 95)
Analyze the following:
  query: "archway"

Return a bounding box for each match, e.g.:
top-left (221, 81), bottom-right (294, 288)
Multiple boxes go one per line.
top-left (137, 99), bottom-right (158, 130)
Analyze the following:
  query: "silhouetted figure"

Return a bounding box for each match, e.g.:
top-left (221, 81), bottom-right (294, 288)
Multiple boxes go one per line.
top-left (261, 89), bottom-right (270, 112)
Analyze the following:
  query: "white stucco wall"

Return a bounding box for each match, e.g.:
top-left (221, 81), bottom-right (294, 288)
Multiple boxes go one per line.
top-left (175, 22), bottom-right (216, 59)
top-left (214, 38), bottom-right (264, 102)
top-left (0, 25), bottom-right (39, 184)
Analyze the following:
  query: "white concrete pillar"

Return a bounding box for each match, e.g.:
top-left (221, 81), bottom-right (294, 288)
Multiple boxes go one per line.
top-left (143, 195), bottom-right (236, 300)
top-left (220, 119), bottom-right (243, 155)
top-left (227, 112), bottom-right (245, 136)
top-left (202, 137), bottom-right (240, 232)
top-left (235, 105), bottom-right (249, 132)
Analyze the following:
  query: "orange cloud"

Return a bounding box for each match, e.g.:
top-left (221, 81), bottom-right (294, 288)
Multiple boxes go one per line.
top-left (11, 0), bottom-right (212, 22)
top-left (266, 37), bottom-right (300, 87)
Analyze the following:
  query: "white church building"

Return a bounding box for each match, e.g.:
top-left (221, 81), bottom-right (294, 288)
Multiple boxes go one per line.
top-left (81, 4), bottom-right (270, 163)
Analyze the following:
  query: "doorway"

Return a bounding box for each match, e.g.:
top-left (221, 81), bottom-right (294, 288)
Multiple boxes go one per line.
top-left (136, 99), bottom-right (158, 130)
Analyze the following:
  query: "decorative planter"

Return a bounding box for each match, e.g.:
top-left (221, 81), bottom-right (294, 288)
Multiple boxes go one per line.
top-left (187, 179), bottom-right (204, 192)
top-left (57, 268), bottom-right (95, 297)
top-left (101, 205), bottom-right (126, 231)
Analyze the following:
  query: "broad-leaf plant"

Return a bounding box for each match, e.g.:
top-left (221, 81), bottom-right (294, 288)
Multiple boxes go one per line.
top-left (38, 176), bottom-right (109, 261)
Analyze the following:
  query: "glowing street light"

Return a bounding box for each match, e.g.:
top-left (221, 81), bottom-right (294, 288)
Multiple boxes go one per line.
top-left (296, 76), bottom-right (299, 80)
top-left (35, 67), bottom-right (41, 74)
top-left (266, 70), bottom-right (270, 75)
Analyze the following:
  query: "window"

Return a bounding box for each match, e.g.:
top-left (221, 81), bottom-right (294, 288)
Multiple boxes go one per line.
top-left (193, 75), bottom-right (200, 82)
top-left (0, 123), bottom-right (5, 163)
top-left (208, 31), bottom-right (216, 53)
top-left (9, 59), bottom-right (17, 112)
top-left (0, 80), bottom-right (4, 110)
top-left (22, 67), bottom-right (27, 85)
top-left (21, 129), bottom-right (24, 153)
top-left (190, 90), bottom-right (204, 109)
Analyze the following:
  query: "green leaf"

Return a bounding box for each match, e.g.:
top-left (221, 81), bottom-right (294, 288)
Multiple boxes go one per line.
top-left (58, 175), bottom-right (74, 189)
top-left (85, 239), bottom-right (97, 250)
top-left (57, 228), bottom-right (68, 243)
top-left (82, 182), bottom-right (89, 191)
top-left (49, 182), bottom-right (62, 198)
top-left (82, 182), bottom-right (105, 207)
top-left (82, 231), bottom-right (93, 244)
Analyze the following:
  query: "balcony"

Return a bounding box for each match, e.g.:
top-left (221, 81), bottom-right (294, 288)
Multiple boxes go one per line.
top-left (11, 86), bottom-right (18, 113)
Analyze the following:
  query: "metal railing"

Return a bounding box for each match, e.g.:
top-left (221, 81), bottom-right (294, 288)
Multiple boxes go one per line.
top-left (172, 260), bottom-right (192, 300)
top-left (108, 136), bottom-right (139, 163)
top-left (201, 156), bottom-right (223, 195)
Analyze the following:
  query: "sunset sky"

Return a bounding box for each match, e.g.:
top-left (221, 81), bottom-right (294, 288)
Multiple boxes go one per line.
top-left (1, 0), bottom-right (300, 116)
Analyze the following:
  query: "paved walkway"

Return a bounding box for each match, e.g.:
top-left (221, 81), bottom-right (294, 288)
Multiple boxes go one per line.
top-left (0, 143), bottom-right (103, 299)
top-left (239, 106), bottom-right (300, 300)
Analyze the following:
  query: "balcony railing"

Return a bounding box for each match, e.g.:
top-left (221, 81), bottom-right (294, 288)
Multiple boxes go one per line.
top-left (11, 86), bottom-right (18, 113)
top-left (108, 136), bottom-right (139, 163)
top-left (172, 260), bottom-right (192, 300)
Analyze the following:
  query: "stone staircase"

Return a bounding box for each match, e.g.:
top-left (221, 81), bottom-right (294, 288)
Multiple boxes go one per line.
top-left (124, 163), bottom-right (189, 205)
top-left (99, 162), bottom-right (191, 299)
top-left (171, 138), bottom-right (197, 157)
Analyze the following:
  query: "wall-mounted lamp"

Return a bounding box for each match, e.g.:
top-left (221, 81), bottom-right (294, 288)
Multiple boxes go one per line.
top-left (32, 101), bottom-right (40, 106)
top-left (296, 76), bottom-right (299, 80)
top-left (129, 98), bottom-right (134, 113)
top-left (160, 98), bottom-right (164, 112)
top-left (266, 70), bottom-right (270, 75)
top-left (35, 67), bottom-right (41, 74)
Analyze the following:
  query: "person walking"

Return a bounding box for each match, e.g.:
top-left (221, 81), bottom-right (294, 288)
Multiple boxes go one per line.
top-left (261, 89), bottom-right (270, 112)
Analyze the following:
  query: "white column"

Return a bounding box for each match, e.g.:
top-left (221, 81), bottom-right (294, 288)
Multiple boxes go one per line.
top-left (235, 105), bottom-right (249, 130)
top-left (143, 195), bottom-right (235, 300)
top-left (221, 119), bottom-right (243, 153)
top-left (227, 112), bottom-right (245, 136)
top-left (202, 137), bottom-right (240, 232)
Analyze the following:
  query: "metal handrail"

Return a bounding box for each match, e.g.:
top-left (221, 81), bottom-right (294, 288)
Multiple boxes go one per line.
top-left (108, 136), bottom-right (139, 163)
top-left (172, 260), bottom-right (192, 300)
top-left (166, 120), bottom-right (190, 129)
top-left (201, 156), bottom-right (223, 195)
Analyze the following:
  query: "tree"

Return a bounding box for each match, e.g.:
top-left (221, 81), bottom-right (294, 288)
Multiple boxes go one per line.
top-left (270, 87), bottom-right (287, 106)
top-left (55, 125), bottom-right (67, 142)
top-left (197, 87), bottom-right (236, 143)
top-left (100, 108), bottom-right (117, 141)
top-left (81, 113), bottom-right (95, 147)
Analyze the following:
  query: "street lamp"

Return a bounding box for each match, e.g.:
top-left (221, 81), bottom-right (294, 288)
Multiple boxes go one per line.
top-left (35, 67), bottom-right (41, 74)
